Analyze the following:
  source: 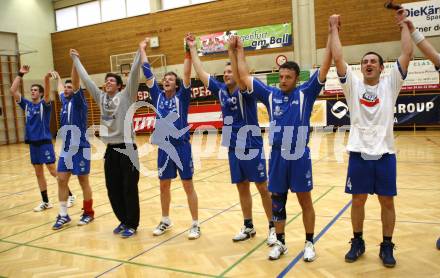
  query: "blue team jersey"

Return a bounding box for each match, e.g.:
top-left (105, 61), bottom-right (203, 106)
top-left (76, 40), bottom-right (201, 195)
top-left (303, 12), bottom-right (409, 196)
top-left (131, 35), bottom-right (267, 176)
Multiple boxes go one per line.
top-left (149, 79), bottom-right (191, 143)
top-left (17, 97), bottom-right (52, 143)
top-left (59, 88), bottom-right (90, 149)
top-left (208, 76), bottom-right (263, 148)
top-left (248, 70), bottom-right (324, 152)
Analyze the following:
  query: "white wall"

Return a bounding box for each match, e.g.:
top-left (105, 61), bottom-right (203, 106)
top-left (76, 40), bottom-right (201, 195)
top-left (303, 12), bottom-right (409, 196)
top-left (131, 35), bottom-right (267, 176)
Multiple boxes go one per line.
top-left (0, 0), bottom-right (55, 81)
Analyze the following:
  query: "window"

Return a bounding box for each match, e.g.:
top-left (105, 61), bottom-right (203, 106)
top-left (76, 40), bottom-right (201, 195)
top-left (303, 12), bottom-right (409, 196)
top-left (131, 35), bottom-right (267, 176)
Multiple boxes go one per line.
top-left (126, 0), bottom-right (150, 17)
top-left (101, 0), bottom-right (126, 22)
top-left (161, 0), bottom-right (214, 10)
top-left (55, 6), bottom-right (77, 31)
top-left (77, 1), bottom-right (101, 27)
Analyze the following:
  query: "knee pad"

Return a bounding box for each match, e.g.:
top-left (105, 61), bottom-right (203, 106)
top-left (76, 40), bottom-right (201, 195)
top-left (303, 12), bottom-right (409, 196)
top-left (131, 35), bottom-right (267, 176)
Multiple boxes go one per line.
top-left (271, 193), bottom-right (287, 221)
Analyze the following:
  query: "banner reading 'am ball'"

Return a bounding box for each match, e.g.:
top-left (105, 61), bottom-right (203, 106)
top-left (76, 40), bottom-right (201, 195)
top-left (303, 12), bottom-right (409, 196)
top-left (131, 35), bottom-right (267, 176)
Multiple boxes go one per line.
top-left (195, 23), bottom-right (292, 56)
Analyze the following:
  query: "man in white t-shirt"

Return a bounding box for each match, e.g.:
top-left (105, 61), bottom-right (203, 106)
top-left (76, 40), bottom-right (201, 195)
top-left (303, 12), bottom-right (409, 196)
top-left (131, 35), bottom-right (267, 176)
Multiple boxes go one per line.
top-left (329, 14), bottom-right (413, 267)
top-left (395, 8), bottom-right (440, 252)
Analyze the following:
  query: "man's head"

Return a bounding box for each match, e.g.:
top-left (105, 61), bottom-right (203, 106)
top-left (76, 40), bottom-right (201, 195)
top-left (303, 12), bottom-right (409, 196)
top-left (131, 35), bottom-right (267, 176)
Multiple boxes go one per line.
top-left (279, 61), bottom-right (300, 92)
top-left (223, 62), bottom-right (236, 87)
top-left (163, 71), bottom-right (181, 94)
top-left (104, 73), bottom-right (123, 94)
top-left (361, 52), bottom-right (384, 84)
top-left (63, 80), bottom-right (74, 97)
top-left (30, 84), bottom-right (44, 100)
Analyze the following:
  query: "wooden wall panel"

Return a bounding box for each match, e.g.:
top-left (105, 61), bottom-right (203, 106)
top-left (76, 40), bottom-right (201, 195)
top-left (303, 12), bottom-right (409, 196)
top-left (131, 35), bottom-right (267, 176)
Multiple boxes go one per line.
top-left (315, 0), bottom-right (415, 49)
top-left (51, 0), bottom-right (293, 77)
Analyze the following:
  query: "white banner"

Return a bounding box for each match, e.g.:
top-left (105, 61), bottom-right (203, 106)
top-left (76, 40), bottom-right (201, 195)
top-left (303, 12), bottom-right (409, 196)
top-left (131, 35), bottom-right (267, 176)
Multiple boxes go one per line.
top-left (324, 60), bottom-right (440, 94)
top-left (402, 0), bottom-right (440, 37)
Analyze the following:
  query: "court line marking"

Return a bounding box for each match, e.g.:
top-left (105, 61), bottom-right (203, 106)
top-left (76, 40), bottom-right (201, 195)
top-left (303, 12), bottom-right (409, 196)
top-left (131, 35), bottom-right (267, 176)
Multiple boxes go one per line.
top-left (217, 186), bottom-right (335, 277)
top-left (277, 200), bottom-right (352, 277)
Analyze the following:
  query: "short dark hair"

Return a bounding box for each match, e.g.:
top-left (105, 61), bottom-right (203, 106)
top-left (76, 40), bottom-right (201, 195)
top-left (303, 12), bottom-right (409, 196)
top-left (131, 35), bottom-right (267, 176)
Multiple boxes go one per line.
top-left (361, 52), bottom-right (384, 66)
top-left (31, 84), bottom-right (44, 94)
top-left (164, 71), bottom-right (181, 88)
top-left (64, 79), bottom-right (72, 84)
top-left (105, 73), bottom-right (123, 90)
top-left (279, 61), bottom-right (300, 76)
top-left (225, 62), bottom-right (231, 66)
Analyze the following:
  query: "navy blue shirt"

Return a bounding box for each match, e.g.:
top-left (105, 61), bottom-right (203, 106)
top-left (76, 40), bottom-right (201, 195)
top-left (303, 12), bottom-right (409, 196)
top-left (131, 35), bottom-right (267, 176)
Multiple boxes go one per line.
top-left (208, 76), bottom-right (263, 149)
top-left (59, 88), bottom-right (90, 149)
top-left (18, 97), bottom-right (52, 143)
top-left (248, 70), bottom-right (324, 151)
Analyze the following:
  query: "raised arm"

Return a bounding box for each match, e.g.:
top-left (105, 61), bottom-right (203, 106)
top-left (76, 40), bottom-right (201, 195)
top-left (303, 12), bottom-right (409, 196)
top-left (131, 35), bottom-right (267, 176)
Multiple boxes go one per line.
top-left (71, 62), bottom-right (80, 91)
top-left (319, 29), bottom-right (332, 83)
top-left (396, 10), bottom-right (439, 68)
top-left (396, 14), bottom-right (413, 75)
top-left (187, 34), bottom-right (209, 86)
top-left (124, 46), bottom-right (142, 101)
top-left (140, 38), bottom-right (154, 88)
top-left (10, 65), bottom-right (29, 102)
top-left (235, 37), bottom-right (253, 91)
top-left (50, 71), bottom-right (64, 94)
top-left (43, 72), bottom-right (52, 103)
top-left (183, 37), bottom-right (192, 88)
top-left (329, 14), bottom-right (347, 77)
top-left (70, 49), bottom-right (102, 102)
top-left (228, 36), bottom-right (246, 91)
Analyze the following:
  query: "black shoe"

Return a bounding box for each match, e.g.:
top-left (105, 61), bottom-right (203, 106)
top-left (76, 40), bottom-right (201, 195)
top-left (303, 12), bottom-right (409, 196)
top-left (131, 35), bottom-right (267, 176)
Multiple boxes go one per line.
top-left (379, 241), bottom-right (396, 268)
top-left (345, 237), bottom-right (365, 263)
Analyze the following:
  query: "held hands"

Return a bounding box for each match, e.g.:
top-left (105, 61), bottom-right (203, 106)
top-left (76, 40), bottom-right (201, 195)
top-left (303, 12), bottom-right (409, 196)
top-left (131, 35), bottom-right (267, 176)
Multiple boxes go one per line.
top-left (228, 35), bottom-right (237, 52)
top-left (70, 49), bottom-right (80, 58)
top-left (329, 14), bottom-right (341, 32)
top-left (395, 9), bottom-right (415, 32)
top-left (139, 37), bottom-right (150, 51)
top-left (45, 71), bottom-right (59, 80)
top-left (185, 33), bottom-right (196, 49)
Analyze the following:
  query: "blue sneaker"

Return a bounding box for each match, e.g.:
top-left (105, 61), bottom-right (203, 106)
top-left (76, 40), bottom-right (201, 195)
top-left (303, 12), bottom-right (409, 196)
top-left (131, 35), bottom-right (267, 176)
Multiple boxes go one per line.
top-left (52, 214), bottom-right (71, 230)
top-left (120, 227), bottom-right (136, 238)
top-left (77, 214), bottom-right (94, 226)
top-left (437, 237), bottom-right (440, 250)
top-left (113, 223), bottom-right (126, 234)
top-left (345, 237), bottom-right (365, 262)
top-left (379, 241), bottom-right (396, 267)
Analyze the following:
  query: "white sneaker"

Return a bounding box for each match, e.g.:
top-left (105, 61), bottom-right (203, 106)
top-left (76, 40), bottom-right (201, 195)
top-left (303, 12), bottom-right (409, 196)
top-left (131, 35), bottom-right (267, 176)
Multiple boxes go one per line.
top-left (33, 202), bottom-right (53, 212)
top-left (153, 221), bottom-right (173, 236)
top-left (67, 195), bottom-right (76, 208)
top-left (233, 226), bottom-right (256, 242)
top-left (188, 225), bottom-right (201, 240)
top-left (303, 241), bottom-right (316, 262)
top-left (268, 240), bottom-right (288, 260)
top-left (267, 227), bottom-right (277, 246)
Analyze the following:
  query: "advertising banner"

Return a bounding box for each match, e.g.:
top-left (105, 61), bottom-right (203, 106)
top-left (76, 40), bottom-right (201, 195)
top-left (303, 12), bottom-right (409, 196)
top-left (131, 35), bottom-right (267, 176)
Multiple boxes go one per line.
top-left (402, 0), bottom-right (440, 37)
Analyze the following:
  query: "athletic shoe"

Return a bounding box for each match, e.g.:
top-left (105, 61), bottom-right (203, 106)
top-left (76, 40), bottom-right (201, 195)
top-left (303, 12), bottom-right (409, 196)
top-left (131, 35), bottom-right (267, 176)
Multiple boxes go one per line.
top-left (267, 227), bottom-right (277, 246)
top-left (113, 223), bottom-right (126, 234)
top-left (33, 202), bottom-right (53, 212)
top-left (52, 214), bottom-right (71, 230)
top-left (303, 241), bottom-right (316, 262)
top-left (379, 241), bottom-right (396, 267)
top-left (232, 226), bottom-right (256, 242)
top-left (67, 195), bottom-right (76, 208)
top-left (120, 228), bottom-right (136, 238)
top-left (268, 240), bottom-right (288, 260)
top-left (345, 237), bottom-right (365, 262)
top-left (437, 237), bottom-right (440, 250)
top-left (153, 221), bottom-right (173, 236)
top-left (77, 214), bottom-right (94, 226)
top-left (188, 224), bottom-right (201, 240)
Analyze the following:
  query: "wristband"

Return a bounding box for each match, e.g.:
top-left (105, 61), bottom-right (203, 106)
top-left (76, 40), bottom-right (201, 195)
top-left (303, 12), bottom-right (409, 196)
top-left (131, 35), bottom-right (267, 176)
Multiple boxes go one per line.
top-left (142, 62), bottom-right (154, 80)
top-left (18, 72), bottom-right (24, 78)
top-left (411, 30), bottom-right (425, 45)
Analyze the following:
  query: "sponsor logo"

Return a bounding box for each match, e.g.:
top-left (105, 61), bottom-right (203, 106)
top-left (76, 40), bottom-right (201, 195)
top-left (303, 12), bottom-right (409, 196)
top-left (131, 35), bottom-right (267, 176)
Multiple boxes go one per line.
top-left (346, 177), bottom-right (352, 190)
top-left (331, 101), bottom-right (349, 119)
top-left (360, 91), bottom-right (380, 107)
top-left (79, 160), bottom-right (85, 167)
top-left (257, 162), bottom-right (264, 171)
top-left (291, 100), bottom-right (299, 105)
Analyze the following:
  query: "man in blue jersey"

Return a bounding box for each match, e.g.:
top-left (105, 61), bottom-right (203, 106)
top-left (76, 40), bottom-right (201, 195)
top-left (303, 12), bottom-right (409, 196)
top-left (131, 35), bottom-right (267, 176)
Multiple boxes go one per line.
top-left (50, 64), bottom-right (94, 230)
top-left (9, 65), bottom-right (75, 212)
top-left (233, 33), bottom-right (332, 260)
top-left (187, 35), bottom-right (276, 245)
top-left (141, 37), bottom-right (201, 240)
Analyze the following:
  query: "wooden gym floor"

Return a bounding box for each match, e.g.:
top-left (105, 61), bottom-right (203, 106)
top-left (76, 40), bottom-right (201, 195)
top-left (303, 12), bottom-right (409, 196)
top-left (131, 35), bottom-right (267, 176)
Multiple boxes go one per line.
top-left (0, 130), bottom-right (438, 277)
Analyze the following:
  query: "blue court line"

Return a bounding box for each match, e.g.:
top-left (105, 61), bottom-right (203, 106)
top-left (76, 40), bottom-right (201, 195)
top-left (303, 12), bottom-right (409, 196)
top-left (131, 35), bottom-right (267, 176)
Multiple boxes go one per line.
top-left (277, 199), bottom-right (352, 278)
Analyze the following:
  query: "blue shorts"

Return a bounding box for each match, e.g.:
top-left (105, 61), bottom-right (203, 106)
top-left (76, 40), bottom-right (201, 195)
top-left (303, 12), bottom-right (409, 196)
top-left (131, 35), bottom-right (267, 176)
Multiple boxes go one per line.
top-left (57, 147), bottom-right (91, 175)
top-left (345, 152), bottom-right (397, 196)
top-left (268, 147), bottom-right (313, 193)
top-left (228, 147), bottom-right (267, 184)
top-left (158, 142), bottom-right (194, 180)
top-left (29, 143), bottom-right (56, 165)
